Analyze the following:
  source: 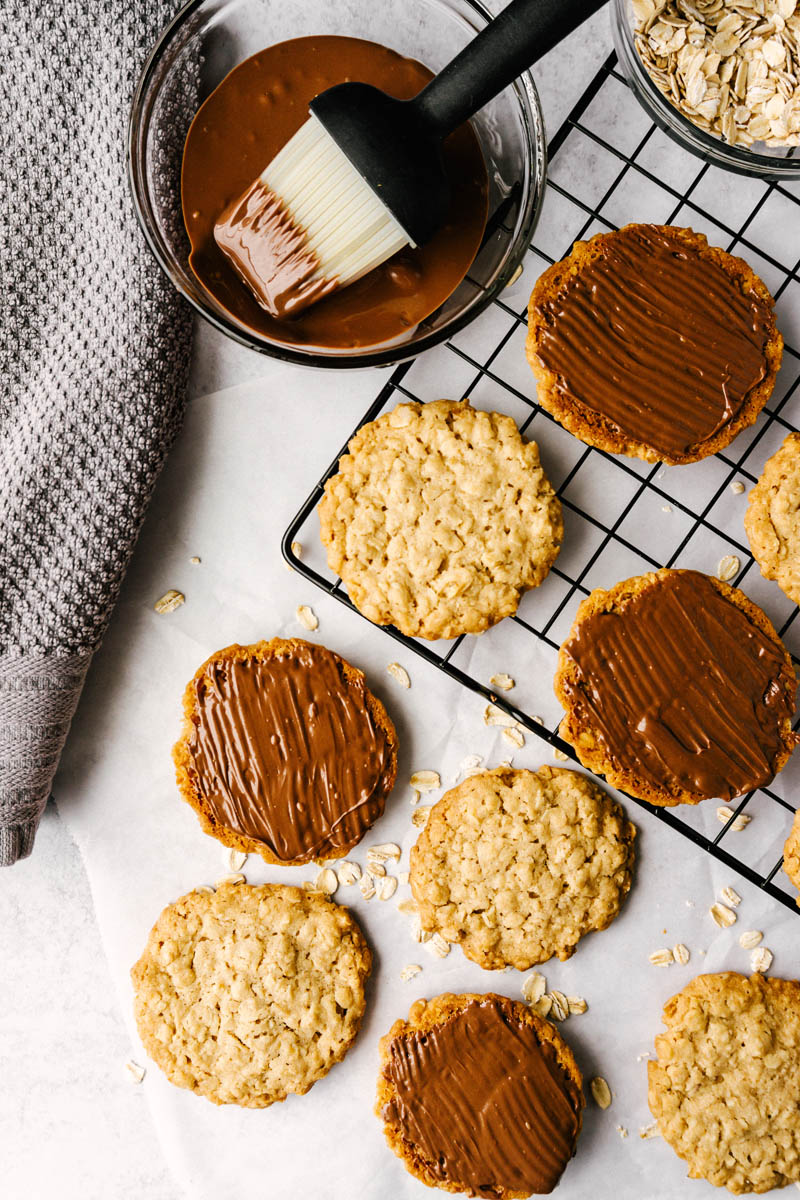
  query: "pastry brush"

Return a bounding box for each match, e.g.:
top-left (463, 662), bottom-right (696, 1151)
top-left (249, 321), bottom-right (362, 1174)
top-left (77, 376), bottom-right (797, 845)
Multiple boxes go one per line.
top-left (214, 0), bottom-right (606, 320)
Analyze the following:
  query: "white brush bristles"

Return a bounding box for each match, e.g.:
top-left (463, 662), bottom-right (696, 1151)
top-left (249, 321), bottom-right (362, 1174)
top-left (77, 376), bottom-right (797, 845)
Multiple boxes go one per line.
top-left (261, 115), bottom-right (413, 291)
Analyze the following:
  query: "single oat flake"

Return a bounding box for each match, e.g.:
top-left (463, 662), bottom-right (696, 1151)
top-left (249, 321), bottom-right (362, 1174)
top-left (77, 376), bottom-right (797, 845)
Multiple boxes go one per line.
top-left (124, 1060), bottom-right (146, 1084)
top-left (400, 964), bottom-right (422, 982)
top-left (591, 1077), bottom-right (612, 1109)
top-left (484, 704), bottom-right (520, 729)
top-left (503, 726), bottom-right (525, 750)
top-left (490, 673), bottom-right (515, 691)
top-left (226, 848), bottom-right (247, 872)
top-left (410, 770), bottom-right (440, 793)
top-left (649, 947), bottom-right (674, 966)
top-left (315, 867), bottom-right (338, 896)
top-left (359, 874), bottom-right (376, 901)
top-left (739, 929), bottom-right (763, 949)
top-left (567, 995), bottom-right (588, 1015)
top-left (720, 886), bottom-right (742, 907)
top-left (730, 481), bottom-right (745, 495)
top-left (548, 991), bottom-right (570, 1022)
top-left (717, 555), bottom-right (741, 582)
top-left (296, 604), bottom-right (319, 631)
top-left (426, 932), bottom-right (451, 959)
top-left (710, 902), bottom-right (737, 928)
top-left (522, 972), bottom-right (547, 1004)
top-left (154, 589), bottom-right (184, 614)
top-left (387, 662), bottom-right (411, 688)
top-left (376, 875), bottom-right (398, 901)
top-left (673, 943), bottom-right (690, 965)
top-left (751, 946), bottom-right (774, 973)
top-left (216, 873), bottom-right (245, 887)
top-left (337, 861), bottom-right (361, 886)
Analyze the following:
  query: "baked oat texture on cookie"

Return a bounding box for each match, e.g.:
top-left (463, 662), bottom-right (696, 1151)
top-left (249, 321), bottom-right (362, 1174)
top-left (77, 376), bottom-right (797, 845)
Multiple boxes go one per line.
top-left (318, 399), bottom-right (563, 640)
top-left (526, 224), bottom-right (782, 465)
top-left (376, 992), bottom-right (584, 1199)
top-left (410, 766), bottom-right (635, 970)
top-left (554, 569), bottom-right (798, 807)
top-left (783, 808), bottom-right (800, 904)
top-left (745, 432), bottom-right (800, 606)
top-left (131, 883), bottom-right (371, 1107)
top-left (648, 972), bottom-right (800, 1194)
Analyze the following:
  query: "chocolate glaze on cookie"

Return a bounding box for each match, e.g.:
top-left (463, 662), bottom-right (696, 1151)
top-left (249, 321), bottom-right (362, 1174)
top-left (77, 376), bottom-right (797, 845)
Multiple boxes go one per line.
top-left (533, 225), bottom-right (775, 459)
top-left (560, 570), bottom-right (796, 801)
top-left (187, 641), bottom-right (395, 861)
top-left (382, 997), bottom-right (582, 1196)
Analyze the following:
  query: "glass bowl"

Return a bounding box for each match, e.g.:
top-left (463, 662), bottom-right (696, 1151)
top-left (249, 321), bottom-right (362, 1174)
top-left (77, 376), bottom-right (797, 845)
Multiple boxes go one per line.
top-left (129, 0), bottom-right (546, 369)
top-left (612, 0), bottom-right (800, 179)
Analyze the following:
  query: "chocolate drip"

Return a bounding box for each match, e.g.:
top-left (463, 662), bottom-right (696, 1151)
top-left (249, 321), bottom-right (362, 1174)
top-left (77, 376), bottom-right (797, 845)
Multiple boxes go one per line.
top-left (383, 998), bottom-right (582, 1197)
top-left (188, 643), bottom-right (394, 861)
top-left (535, 226), bottom-right (774, 457)
top-left (561, 571), bottom-right (796, 800)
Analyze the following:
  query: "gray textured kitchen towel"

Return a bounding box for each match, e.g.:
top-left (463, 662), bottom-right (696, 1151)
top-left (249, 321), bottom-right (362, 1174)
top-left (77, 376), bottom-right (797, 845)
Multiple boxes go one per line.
top-left (0, 1), bottom-right (193, 863)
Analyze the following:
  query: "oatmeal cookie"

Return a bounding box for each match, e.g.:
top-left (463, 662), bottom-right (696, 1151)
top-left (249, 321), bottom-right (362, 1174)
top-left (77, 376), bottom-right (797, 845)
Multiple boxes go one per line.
top-left (745, 432), bottom-right (800, 606)
top-left (784, 807), bottom-right (800, 904)
top-left (173, 638), bottom-right (397, 866)
top-left (526, 224), bottom-right (782, 464)
top-left (409, 766), bottom-right (635, 970)
top-left (131, 883), bottom-right (371, 1107)
top-left (376, 992), bottom-right (584, 1197)
top-left (648, 972), bottom-right (800, 1193)
top-left (318, 398), bottom-right (563, 640)
top-left (555, 569), bottom-right (797, 806)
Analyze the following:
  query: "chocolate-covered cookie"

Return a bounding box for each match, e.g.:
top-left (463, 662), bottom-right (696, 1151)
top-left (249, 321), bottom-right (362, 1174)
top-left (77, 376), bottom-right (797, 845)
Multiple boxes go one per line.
top-left (173, 638), bottom-right (398, 864)
top-left (376, 992), bottom-right (584, 1198)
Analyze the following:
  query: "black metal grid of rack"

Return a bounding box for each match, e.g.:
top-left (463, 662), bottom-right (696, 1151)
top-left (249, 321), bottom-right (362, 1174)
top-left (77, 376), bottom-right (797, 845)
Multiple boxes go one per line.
top-left (282, 51), bottom-right (800, 913)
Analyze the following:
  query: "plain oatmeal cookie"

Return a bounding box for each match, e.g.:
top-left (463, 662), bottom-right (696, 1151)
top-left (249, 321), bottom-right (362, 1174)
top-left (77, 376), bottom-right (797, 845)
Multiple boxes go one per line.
top-left (318, 399), bottom-right (563, 640)
top-left (648, 972), bottom-right (800, 1194)
top-left (783, 808), bottom-right (800, 904)
top-left (131, 883), bottom-right (371, 1107)
top-left (409, 766), bottom-right (636, 970)
top-left (745, 432), bottom-right (800, 607)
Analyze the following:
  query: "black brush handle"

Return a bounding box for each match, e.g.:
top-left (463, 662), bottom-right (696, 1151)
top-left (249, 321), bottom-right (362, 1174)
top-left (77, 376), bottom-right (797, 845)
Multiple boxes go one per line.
top-left (412, 0), bottom-right (608, 136)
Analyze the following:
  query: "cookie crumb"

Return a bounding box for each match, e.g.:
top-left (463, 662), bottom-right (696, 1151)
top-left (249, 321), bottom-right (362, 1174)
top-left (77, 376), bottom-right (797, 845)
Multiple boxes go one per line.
top-left (411, 807), bottom-right (431, 829)
top-left (616, 1125), bottom-right (628, 1139)
top-left (124, 1059), bottom-right (146, 1084)
top-left (189, 555), bottom-right (201, 565)
top-left (639, 1121), bottom-right (660, 1139)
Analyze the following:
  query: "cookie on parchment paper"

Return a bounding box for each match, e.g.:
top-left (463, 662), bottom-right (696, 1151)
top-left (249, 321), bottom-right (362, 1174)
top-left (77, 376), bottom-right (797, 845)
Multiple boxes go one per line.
top-left (173, 637), bottom-right (397, 866)
top-left (554, 569), bottom-right (797, 807)
top-left (131, 883), bottom-right (371, 1107)
top-left (745, 431), bottom-right (800, 607)
top-left (648, 972), bottom-right (800, 1194)
top-left (376, 992), bottom-right (584, 1198)
top-left (409, 766), bottom-right (635, 970)
top-left (318, 399), bottom-right (563, 640)
top-left (526, 224), bottom-right (782, 465)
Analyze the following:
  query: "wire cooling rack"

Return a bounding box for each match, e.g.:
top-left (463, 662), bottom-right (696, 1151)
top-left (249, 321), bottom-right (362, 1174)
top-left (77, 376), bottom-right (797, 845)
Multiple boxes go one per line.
top-left (283, 52), bottom-right (800, 914)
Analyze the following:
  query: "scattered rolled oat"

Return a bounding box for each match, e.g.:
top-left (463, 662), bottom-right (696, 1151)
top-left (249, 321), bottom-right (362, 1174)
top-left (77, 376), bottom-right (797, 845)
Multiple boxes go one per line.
top-left (548, 990), bottom-right (570, 1021)
top-left (591, 1076), bottom-right (612, 1109)
top-left (400, 964), bottom-right (422, 982)
top-left (194, 884), bottom-right (215, 895)
top-left (426, 932), bottom-right (451, 958)
top-left (533, 994), bottom-right (553, 1018)
top-left (632, 0), bottom-right (800, 150)
top-left (296, 604), bottom-right (319, 631)
top-left (366, 861), bottom-right (386, 877)
top-left (154, 589), bottom-right (184, 614)
top-left (731, 813), bottom-right (752, 831)
top-left (376, 875), bottom-right (398, 901)
top-left (359, 874), bottom-right (376, 900)
top-left (553, 748), bottom-right (569, 761)
top-left (717, 554), bottom-right (741, 582)
top-left (490, 673), bottom-right (515, 691)
top-left (189, 555), bottom-right (201, 565)
top-left (368, 842), bottom-right (402, 864)
top-left (412, 806), bottom-right (432, 829)
top-left (410, 770), bottom-right (440, 793)
top-left (226, 848), bottom-right (247, 872)
top-left (291, 540), bottom-right (302, 557)
top-left (455, 754), bottom-right (483, 781)
top-left (124, 1059), bottom-right (146, 1084)
top-left (649, 947), bottom-right (675, 966)
top-left (411, 916), bottom-right (431, 943)
top-left (315, 868), bottom-right (338, 896)
top-left (717, 805), bottom-right (736, 823)
top-left (730, 481), bottom-right (746, 494)
top-left (751, 946), bottom-right (774, 972)
top-left (387, 662), bottom-right (411, 688)
top-left (337, 861), bottom-right (361, 886)
top-left (398, 871), bottom-right (410, 886)
top-left (503, 726), bottom-right (525, 749)
top-left (215, 873), bottom-right (245, 887)
top-left (717, 806), bottom-right (752, 830)
top-left (484, 704), bottom-right (520, 729)
top-left (710, 901), bottom-right (737, 927)
top-left (567, 995), bottom-right (588, 1015)
top-left (522, 972), bottom-right (547, 1004)
top-left (662, 503), bottom-right (673, 513)
top-left (720, 885), bottom-right (742, 907)
top-left (739, 929), bottom-right (763, 949)
top-left (640, 1121), bottom-right (661, 1139)
top-left (673, 943), bottom-right (690, 965)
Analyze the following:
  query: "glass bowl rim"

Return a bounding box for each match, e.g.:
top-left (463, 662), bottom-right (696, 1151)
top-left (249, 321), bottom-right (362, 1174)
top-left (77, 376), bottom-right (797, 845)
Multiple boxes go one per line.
top-left (127, 0), bottom-right (548, 370)
top-left (612, 0), bottom-right (800, 180)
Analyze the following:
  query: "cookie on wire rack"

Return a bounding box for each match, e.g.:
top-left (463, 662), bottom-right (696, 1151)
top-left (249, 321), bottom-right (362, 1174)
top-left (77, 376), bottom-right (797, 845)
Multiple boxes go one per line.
top-left (173, 637), bottom-right (397, 865)
top-left (131, 883), bottom-right (371, 1107)
top-left (409, 765), bottom-right (636, 970)
top-left (526, 223), bottom-right (782, 465)
top-left (554, 568), bottom-right (797, 807)
top-left (376, 992), bottom-right (585, 1198)
top-left (648, 972), bottom-right (800, 1194)
top-left (745, 431), bottom-right (800, 607)
top-left (318, 398), bottom-right (563, 640)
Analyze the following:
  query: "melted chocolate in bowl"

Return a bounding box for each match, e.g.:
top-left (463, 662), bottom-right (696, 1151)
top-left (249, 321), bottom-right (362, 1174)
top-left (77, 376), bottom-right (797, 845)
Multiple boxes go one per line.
top-left (181, 36), bottom-right (489, 350)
